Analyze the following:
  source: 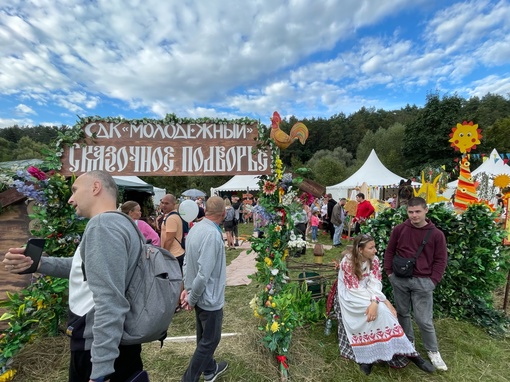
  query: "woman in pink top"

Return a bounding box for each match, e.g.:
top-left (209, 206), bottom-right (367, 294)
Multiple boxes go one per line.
top-left (121, 201), bottom-right (161, 246)
top-left (310, 210), bottom-right (320, 242)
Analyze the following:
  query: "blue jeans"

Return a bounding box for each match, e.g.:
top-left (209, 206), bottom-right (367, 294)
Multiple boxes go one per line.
top-left (333, 223), bottom-right (343, 246)
top-left (311, 226), bottom-right (318, 241)
top-left (181, 306), bottom-right (224, 382)
top-left (389, 275), bottom-right (439, 352)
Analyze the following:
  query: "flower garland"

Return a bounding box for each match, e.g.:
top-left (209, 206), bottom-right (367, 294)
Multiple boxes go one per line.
top-left (249, 122), bottom-right (311, 380)
top-left (0, 166), bottom-right (87, 379)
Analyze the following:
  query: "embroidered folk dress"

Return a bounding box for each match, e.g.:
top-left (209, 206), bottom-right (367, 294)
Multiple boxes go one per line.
top-left (335, 254), bottom-right (417, 365)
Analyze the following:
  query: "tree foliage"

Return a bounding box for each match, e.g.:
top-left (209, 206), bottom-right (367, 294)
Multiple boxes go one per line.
top-left (2, 92), bottom-right (510, 185)
top-left (402, 93), bottom-right (465, 174)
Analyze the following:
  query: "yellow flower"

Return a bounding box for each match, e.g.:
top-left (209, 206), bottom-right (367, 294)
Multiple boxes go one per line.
top-left (264, 257), bottom-right (273, 266)
top-left (254, 310), bottom-right (261, 318)
top-left (283, 249), bottom-right (289, 260)
top-left (268, 296), bottom-right (272, 300)
top-left (271, 321), bottom-right (280, 333)
top-left (273, 239), bottom-right (280, 247)
top-left (271, 302), bottom-right (276, 308)
top-left (36, 299), bottom-right (45, 310)
top-left (0, 369), bottom-right (16, 382)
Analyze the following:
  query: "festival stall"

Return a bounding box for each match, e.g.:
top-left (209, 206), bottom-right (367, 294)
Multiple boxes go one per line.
top-left (443, 148), bottom-right (510, 201)
top-left (112, 175), bottom-right (166, 206)
top-left (210, 174), bottom-right (262, 195)
top-left (325, 149), bottom-right (417, 200)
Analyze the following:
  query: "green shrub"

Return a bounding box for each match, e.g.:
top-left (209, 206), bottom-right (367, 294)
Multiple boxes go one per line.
top-left (365, 203), bottom-right (510, 335)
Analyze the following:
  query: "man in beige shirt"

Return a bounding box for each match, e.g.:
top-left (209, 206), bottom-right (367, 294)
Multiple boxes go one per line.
top-left (160, 194), bottom-right (185, 272)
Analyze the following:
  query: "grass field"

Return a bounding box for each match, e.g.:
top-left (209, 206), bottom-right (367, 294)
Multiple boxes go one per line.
top-left (9, 223), bottom-right (510, 382)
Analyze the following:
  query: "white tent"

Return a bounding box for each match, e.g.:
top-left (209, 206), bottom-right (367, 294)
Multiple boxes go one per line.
top-left (210, 175), bottom-right (261, 195)
top-left (444, 148), bottom-right (510, 199)
top-left (326, 149), bottom-right (412, 200)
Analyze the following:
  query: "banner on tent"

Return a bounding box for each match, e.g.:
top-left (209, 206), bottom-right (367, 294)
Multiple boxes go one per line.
top-left (60, 121), bottom-right (271, 176)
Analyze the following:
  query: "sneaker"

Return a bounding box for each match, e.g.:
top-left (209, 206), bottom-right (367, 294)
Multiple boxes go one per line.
top-left (428, 351), bottom-right (448, 371)
top-left (204, 361), bottom-right (228, 382)
top-left (408, 355), bottom-right (435, 373)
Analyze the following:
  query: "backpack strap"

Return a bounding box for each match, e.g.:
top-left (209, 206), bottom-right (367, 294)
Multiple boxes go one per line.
top-left (102, 211), bottom-right (146, 289)
top-left (412, 229), bottom-right (433, 260)
top-left (81, 211), bottom-right (145, 284)
top-left (162, 211), bottom-right (184, 247)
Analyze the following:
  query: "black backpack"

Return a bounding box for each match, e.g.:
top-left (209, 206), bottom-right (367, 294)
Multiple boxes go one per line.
top-left (163, 211), bottom-right (189, 250)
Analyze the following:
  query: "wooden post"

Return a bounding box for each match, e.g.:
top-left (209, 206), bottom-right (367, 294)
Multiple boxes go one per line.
top-left (503, 269), bottom-right (510, 313)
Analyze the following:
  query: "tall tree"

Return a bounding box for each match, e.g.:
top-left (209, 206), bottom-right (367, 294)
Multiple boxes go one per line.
top-left (11, 136), bottom-right (48, 160)
top-left (402, 92), bottom-right (464, 174)
top-left (484, 117), bottom-right (510, 154)
top-left (356, 123), bottom-right (407, 176)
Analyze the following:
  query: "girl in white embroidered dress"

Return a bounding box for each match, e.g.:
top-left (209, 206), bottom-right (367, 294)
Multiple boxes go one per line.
top-left (335, 234), bottom-right (434, 375)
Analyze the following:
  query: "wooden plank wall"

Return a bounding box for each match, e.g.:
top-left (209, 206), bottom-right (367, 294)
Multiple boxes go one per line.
top-left (0, 203), bottom-right (32, 330)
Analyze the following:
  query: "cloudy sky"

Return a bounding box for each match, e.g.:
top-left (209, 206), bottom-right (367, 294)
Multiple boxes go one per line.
top-left (1, 0), bottom-right (509, 128)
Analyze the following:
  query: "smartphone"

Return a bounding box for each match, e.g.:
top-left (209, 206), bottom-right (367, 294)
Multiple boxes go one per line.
top-left (18, 238), bottom-right (46, 274)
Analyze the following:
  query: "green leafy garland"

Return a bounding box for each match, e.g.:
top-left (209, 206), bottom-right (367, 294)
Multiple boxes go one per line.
top-left (364, 202), bottom-right (510, 335)
top-left (0, 168), bottom-right (87, 378)
top-left (0, 114), bottom-right (265, 380)
top-left (248, 124), bottom-right (323, 380)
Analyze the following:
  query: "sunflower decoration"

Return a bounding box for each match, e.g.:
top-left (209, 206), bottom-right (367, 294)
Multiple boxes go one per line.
top-left (493, 174), bottom-right (510, 189)
top-left (449, 121), bottom-right (482, 153)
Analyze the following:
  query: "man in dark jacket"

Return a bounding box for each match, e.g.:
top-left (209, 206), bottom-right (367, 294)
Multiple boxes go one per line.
top-left (326, 193), bottom-right (337, 240)
top-left (384, 197), bottom-right (448, 372)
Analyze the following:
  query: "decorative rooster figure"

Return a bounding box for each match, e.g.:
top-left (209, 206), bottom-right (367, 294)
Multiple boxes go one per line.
top-left (269, 111), bottom-right (309, 149)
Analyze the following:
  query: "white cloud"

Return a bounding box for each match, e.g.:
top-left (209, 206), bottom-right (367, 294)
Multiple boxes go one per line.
top-left (464, 74), bottom-right (510, 97)
top-left (15, 103), bottom-right (36, 115)
top-left (0, 117), bottom-right (34, 128)
top-left (0, 0), bottom-right (509, 126)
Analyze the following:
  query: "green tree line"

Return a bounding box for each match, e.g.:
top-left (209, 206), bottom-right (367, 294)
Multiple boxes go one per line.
top-left (2, 92), bottom-right (510, 191)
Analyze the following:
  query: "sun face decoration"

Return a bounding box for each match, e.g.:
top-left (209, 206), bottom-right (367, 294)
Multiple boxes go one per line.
top-left (449, 121), bottom-right (482, 153)
top-left (493, 174), bottom-right (510, 189)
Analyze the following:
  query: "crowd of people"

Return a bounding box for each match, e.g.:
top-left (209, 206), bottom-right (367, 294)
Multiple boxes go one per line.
top-left (2, 173), bottom-right (449, 379)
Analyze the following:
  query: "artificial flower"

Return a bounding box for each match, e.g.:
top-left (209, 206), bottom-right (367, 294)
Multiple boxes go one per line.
top-left (27, 166), bottom-right (47, 181)
top-left (263, 180), bottom-right (277, 195)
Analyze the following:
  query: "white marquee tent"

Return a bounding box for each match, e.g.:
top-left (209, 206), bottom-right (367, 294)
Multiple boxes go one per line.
top-left (443, 148), bottom-right (510, 199)
top-left (210, 175), bottom-right (261, 195)
top-left (326, 149), bottom-right (413, 200)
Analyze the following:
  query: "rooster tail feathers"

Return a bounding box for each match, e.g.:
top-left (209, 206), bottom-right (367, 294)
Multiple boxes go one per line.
top-left (289, 122), bottom-right (309, 144)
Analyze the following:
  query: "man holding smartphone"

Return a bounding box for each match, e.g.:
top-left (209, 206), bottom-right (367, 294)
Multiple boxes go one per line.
top-left (3, 170), bottom-right (143, 382)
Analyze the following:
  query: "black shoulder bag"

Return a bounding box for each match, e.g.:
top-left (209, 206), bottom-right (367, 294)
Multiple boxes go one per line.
top-left (392, 229), bottom-right (433, 278)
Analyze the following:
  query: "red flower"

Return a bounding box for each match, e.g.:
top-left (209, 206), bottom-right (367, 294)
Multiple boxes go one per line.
top-left (27, 166), bottom-right (47, 181)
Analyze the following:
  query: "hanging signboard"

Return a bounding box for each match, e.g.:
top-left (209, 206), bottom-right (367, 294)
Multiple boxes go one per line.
top-left (60, 120), bottom-right (271, 176)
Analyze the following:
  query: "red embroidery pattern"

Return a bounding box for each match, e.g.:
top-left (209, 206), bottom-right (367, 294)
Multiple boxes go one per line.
top-left (341, 260), bottom-right (359, 289)
top-left (350, 323), bottom-right (405, 346)
top-left (342, 256), bottom-right (383, 289)
top-left (372, 257), bottom-right (382, 281)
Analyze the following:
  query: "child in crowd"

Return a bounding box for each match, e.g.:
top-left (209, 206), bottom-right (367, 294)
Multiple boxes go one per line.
top-left (310, 210), bottom-right (320, 242)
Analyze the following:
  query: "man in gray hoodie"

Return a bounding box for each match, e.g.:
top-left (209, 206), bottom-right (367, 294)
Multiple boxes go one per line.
top-left (180, 196), bottom-right (228, 382)
top-left (3, 170), bottom-right (143, 382)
